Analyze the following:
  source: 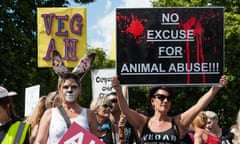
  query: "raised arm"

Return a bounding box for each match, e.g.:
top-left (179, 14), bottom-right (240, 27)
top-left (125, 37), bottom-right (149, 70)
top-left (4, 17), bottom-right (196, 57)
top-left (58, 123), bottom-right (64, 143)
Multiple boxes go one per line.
top-left (112, 76), bottom-right (148, 132)
top-left (176, 75), bottom-right (227, 138)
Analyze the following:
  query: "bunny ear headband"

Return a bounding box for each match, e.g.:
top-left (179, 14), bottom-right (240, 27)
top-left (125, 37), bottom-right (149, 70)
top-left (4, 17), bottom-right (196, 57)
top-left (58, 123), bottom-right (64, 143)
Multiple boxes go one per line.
top-left (52, 50), bottom-right (96, 80)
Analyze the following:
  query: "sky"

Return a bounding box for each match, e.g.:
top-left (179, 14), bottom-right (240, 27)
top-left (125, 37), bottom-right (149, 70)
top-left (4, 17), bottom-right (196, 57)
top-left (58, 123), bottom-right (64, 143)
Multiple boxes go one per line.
top-left (68, 0), bottom-right (152, 57)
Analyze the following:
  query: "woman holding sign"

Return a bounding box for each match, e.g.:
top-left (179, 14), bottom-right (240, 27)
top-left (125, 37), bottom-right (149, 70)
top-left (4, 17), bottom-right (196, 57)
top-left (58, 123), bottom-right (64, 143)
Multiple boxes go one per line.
top-left (112, 75), bottom-right (227, 143)
top-left (35, 50), bottom-right (99, 144)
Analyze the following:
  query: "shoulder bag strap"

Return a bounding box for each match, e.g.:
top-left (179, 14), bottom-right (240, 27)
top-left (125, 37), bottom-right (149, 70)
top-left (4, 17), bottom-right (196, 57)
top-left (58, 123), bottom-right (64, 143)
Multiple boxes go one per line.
top-left (58, 105), bottom-right (71, 128)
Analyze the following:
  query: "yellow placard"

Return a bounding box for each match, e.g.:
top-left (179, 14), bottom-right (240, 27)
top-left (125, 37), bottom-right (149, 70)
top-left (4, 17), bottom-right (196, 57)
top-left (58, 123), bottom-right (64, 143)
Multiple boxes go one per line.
top-left (109, 27), bottom-right (116, 61)
top-left (37, 8), bottom-right (87, 68)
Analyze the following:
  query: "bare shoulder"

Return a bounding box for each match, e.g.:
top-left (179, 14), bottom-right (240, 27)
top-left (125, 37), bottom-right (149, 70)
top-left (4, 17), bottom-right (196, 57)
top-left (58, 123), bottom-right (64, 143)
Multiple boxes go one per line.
top-left (41, 108), bottom-right (52, 122)
top-left (86, 108), bottom-right (95, 120)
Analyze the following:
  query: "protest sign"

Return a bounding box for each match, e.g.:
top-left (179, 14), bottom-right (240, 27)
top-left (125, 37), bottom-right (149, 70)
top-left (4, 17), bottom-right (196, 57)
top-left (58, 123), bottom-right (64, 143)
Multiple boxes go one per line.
top-left (91, 68), bottom-right (116, 99)
top-left (37, 8), bottom-right (87, 67)
top-left (59, 122), bottom-right (104, 144)
top-left (24, 85), bottom-right (40, 116)
top-left (116, 8), bottom-right (224, 86)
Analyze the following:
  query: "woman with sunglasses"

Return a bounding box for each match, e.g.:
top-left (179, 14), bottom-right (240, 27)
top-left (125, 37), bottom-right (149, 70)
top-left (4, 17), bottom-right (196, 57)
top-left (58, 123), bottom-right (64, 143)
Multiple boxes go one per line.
top-left (112, 75), bottom-right (227, 143)
top-left (90, 96), bottom-right (116, 144)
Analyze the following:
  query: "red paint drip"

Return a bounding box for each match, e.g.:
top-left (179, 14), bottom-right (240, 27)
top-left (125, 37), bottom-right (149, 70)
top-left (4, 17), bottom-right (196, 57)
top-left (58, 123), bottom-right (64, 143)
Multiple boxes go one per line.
top-left (181, 17), bottom-right (205, 83)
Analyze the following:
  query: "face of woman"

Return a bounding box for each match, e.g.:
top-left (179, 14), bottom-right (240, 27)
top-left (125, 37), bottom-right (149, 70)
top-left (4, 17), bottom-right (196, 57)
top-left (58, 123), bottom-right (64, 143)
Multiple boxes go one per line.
top-left (0, 105), bottom-right (9, 124)
top-left (60, 78), bottom-right (80, 103)
top-left (96, 103), bottom-right (112, 118)
top-left (151, 89), bottom-right (172, 113)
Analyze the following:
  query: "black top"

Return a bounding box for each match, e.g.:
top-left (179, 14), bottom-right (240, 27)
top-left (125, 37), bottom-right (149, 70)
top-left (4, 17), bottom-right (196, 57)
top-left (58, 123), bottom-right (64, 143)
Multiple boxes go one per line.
top-left (99, 129), bottom-right (114, 144)
top-left (180, 131), bottom-right (194, 144)
top-left (221, 128), bottom-right (234, 144)
top-left (141, 118), bottom-right (180, 144)
top-left (123, 122), bottom-right (138, 144)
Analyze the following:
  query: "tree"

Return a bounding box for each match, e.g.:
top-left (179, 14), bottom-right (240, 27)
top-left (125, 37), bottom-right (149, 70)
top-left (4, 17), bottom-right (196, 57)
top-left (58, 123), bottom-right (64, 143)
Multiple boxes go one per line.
top-left (0, 0), bottom-right (97, 117)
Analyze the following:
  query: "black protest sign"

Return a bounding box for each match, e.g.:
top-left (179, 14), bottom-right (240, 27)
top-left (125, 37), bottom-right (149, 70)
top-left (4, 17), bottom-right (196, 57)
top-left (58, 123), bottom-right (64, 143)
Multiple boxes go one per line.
top-left (116, 8), bottom-right (224, 86)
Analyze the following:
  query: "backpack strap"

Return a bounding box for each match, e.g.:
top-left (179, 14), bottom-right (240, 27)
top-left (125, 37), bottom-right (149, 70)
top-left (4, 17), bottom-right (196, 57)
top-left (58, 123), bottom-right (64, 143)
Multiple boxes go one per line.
top-left (58, 105), bottom-right (71, 128)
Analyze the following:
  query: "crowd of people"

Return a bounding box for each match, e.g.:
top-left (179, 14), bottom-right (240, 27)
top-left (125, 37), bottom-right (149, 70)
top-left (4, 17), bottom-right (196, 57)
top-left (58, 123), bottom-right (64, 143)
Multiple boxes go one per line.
top-left (0, 50), bottom-right (239, 144)
top-left (1, 74), bottom-right (240, 144)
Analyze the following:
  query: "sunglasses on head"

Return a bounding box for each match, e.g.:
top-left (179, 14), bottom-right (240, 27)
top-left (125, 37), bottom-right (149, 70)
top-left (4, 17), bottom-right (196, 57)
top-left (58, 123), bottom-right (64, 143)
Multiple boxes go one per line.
top-left (110, 99), bottom-right (118, 103)
top-left (154, 94), bottom-right (172, 101)
top-left (101, 104), bottom-right (113, 109)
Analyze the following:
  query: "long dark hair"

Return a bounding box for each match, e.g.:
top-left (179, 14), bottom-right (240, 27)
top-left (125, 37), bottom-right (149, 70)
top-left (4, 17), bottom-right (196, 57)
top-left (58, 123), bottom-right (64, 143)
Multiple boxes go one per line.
top-left (0, 97), bottom-right (17, 119)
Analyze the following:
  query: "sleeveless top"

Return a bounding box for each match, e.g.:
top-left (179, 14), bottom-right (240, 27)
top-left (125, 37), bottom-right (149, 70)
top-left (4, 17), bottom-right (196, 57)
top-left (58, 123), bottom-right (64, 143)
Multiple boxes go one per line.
top-left (221, 128), bottom-right (234, 144)
top-left (99, 130), bottom-right (114, 144)
top-left (206, 132), bottom-right (221, 144)
top-left (141, 118), bottom-right (180, 144)
top-left (47, 107), bottom-right (89, 144)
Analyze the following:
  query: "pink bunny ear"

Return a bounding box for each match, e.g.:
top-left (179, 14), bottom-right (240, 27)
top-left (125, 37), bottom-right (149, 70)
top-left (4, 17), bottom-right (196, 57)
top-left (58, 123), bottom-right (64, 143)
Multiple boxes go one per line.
top-left (72, 52), bottom-right (96, 79)
top-left (52, 50), bottom-right (69, 75)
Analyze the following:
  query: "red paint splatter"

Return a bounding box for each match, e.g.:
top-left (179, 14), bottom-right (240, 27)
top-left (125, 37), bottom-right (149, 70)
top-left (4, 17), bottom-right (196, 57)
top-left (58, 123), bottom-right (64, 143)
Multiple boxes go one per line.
top-left (181, 17), bottom-right (205, 83)
top-left (117, 12), bottom-right (146, 44)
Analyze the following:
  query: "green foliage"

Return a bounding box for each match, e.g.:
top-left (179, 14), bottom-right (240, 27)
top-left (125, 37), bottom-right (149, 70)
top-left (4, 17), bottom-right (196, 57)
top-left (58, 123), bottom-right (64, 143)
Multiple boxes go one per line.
top-left (0, 0), bottom-right (97, 117)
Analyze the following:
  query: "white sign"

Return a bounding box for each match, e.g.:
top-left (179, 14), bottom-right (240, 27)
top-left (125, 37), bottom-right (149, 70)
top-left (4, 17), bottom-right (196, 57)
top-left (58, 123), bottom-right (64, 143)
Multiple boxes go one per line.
top-left (91, 68), bottom-right (116, 100)
top-left (24, 85), bottom-right (40, 116)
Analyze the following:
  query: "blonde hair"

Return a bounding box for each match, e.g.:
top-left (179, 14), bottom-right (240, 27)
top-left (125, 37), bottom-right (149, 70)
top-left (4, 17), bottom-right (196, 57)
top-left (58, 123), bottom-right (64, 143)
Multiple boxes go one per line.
top-left (205, 110), bottom-right (218, 120)
top-left (45, 91), bottom-right (59, 108)
top-left (25, 96), bottom-right (47, 128)
top-left (191, 111), bottom-right (207, 129)
top-left (90, 96), bottom-right (112, 111)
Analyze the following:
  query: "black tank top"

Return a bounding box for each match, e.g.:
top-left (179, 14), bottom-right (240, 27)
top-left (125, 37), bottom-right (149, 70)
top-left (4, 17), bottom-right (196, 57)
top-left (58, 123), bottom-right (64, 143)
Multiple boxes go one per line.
top-left (99, 130), bottom-right (114, 144)
top-left (140, 118), bottom-right (180, 144)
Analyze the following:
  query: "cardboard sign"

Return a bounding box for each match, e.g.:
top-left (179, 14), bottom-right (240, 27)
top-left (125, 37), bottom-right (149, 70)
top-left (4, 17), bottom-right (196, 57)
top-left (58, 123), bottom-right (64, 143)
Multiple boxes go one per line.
top-left (37, 8), bottom-right (87, 68)
top-left (91, 68), bottom-right (116, 99)
top-left (59, 122), bottom-right (104, 144)
top-left (116, 8), bottom-right (224, 86)
top-left (24, 85), bottom-right (40, 116)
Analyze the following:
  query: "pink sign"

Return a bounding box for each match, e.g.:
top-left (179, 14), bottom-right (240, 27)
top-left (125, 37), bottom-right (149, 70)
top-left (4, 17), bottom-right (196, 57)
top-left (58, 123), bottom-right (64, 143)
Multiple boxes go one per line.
top-left (59, 122), bottom-right (104, 144)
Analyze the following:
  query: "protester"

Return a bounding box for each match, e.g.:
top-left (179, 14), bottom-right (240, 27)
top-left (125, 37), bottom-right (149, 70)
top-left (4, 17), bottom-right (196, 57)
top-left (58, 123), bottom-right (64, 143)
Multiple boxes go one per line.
top-left (25, 96), bottom-right (47, 144)
top-left (232, 110), bottom-right (240, 144)
top-left (45, 91), bottom-right (60, 109)
top-left (230, 124), bottom-right (238, 141)
top-left (190, 111), bottom-right (220, 144)
top-left (205, 110), bottom-right (234, 144)
top-left (90, 96), bottom-right (116, 143)
top-left (112, 75), bottom-right (227, 143)
top-left (35, 50), bottom-right (98, 143)
top-left (0, 86), bottom-right (30, 144)
top-left (106, 92), bottom-right (138, 144)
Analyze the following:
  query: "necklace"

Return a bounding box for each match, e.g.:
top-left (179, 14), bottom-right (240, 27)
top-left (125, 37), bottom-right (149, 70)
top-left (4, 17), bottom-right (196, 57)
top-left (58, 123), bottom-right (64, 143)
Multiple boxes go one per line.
top-left (63, 106), bottom-right (75, 113)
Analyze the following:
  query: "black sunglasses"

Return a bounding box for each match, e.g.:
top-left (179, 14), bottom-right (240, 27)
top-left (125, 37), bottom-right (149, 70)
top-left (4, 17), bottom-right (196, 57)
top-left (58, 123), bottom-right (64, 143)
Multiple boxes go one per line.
top-left (110, 99), bottom-right (118, 103)
top-left (102, 104), bottom-right (113, 109)
top-left (154, 94), bottom-right (172, 101)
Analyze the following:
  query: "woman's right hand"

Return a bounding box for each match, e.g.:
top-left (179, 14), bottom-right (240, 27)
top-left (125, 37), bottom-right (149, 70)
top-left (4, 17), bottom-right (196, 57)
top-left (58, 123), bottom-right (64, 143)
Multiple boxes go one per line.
top-left (112, 76), bottom-right (122, 93)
